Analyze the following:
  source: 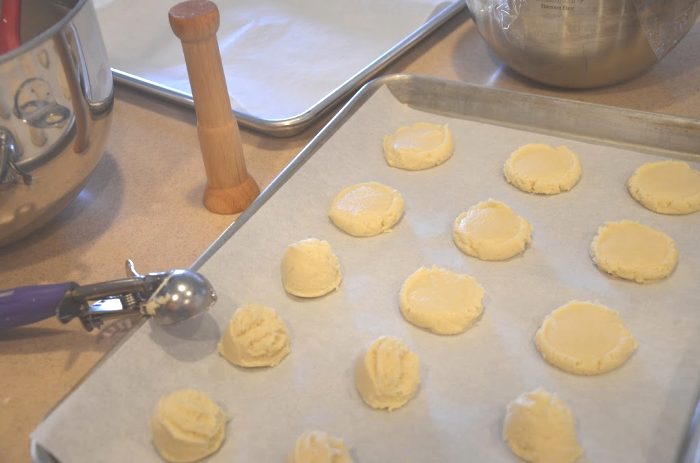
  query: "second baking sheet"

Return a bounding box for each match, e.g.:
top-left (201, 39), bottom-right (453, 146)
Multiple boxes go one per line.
top-left (94, 0), bottom-right (462, 135)
top-left (33, 80), bottom-right (700, 462)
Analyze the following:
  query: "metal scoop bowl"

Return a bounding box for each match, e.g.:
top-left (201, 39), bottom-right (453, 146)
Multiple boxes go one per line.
top-left (141, 268), bottom-right (217, 326)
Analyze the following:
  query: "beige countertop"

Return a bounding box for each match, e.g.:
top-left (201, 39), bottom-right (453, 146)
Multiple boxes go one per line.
top-left (1, 9), bottom-right (699, 462)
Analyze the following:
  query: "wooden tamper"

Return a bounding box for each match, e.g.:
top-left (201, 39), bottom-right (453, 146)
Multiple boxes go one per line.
top-left (169, 0), bottom-right (259, 214)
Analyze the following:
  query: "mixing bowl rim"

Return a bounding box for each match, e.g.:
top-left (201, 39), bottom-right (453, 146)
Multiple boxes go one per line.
top-left (0, 0), bottom-right (87, 64)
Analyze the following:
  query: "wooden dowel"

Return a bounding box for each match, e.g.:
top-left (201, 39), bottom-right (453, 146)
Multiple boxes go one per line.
top-left (169, 0), bottom-right (259, 214)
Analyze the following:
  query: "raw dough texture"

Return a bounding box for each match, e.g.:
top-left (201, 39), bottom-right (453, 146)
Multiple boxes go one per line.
top-left (452, 199), bottom-right (532, 261)
top-left (151, 389), bottom-right (227, 463)
top-left (590, 220), bottom-right (678, 283)
top-left (503, 388), bottom-right (584, 463)
top-left (627, 160), bottom-right (700, 214)
top-left (355, 336), bottom-right (420, 411)
top-left (504, 144), bottom-right (582, 194)
top-left (282, 238), bottom-right (342, 297)
top-left (382, 122), bottom-right (454, 170)
top-left (535, 300), bottom-right (638, 375)
top-left (218, 303), bottom-right (290, 368)
top-left (328, 181), bottom-right (404, 236)
top-left (399, 266), bottom-right (485, 335)
top-left (288, 430), bottom-right (353, 463)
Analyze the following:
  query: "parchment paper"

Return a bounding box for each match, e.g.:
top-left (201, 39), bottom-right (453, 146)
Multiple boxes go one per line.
top-left (93, 0), bottom-right (452, 120)
top-left (33, 86), bottom-right (700, 462)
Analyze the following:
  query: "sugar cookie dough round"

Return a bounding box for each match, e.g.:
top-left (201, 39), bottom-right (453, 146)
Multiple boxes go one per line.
top-left (282, 238), bottom-right (342, 297)
top-left (151, 389), bottom-right (228, 463)
top-left (328, 181), bottom-right (405, 237)
top-left (383, 122), bottom-right (454, 170)
top-left (627, 160), bottom-right (700, 214)
top-left (535, 300), bottom-right (638, 375)
top-left (355, 336), bottom-right (420, 411)
top-left (452, 199), bottom-right (532, 261)
top-left (218, 303), bottom-right (290, 368)
top-left (288, 430), bottom-right (353, 463)
top-left (399, 266), bottom-right (485, 335)
top-left (504, 144), bottom-right (582, 195)
top-left (503, 388), bottom-right (583, 463)
top-left (590, 220), bottom-right (678, 283)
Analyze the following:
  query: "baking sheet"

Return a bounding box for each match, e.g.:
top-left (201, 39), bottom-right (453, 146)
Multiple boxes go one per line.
top-left (93, 0), bottom-right (463, 135)
top-left (32, 77), bottom-right (700, 462)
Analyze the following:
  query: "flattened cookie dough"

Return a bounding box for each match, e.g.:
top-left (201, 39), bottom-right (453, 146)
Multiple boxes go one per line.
top-left (282, 238), bottom-right (342, 297)
top-left (288, 430), bottom-right (353, 463)
top-left (590, 220), bottom-right (678, 283)
top-left (151, 389), bottom-right (228, 463)
top-left (453, 199), bottom-right (532, 261)
top-left (503, 388), bottom-right (583, 463)
top-left (628, 161), bottom-right (700, 214)
top-left (535, 301), bottom-right (638, 375)
top-left (399, 266), bottom-right (485, 335)
top-left (355, 336), bottom-right (420, 411)
top-left (328, 181), bottom-right (404, 237)
top-left (383, 122), bottom-right (454, 170)
top-left (504, 144), bottom-right (582, 194)
top-left (218, 303), bottom-right (290, 368)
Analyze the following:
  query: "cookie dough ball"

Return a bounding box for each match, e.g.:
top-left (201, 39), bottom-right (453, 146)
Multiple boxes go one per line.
top-left (504, 144), bottom-right (582, 195)
top-left (503, 388), bottom-right (584, 463)
top-left (355, 336), bottom-right (420, 411)
top-left (535, 301), bottom-right (637, 375)
top-left (282, 238), bottom-right (342, 297)
top-left (399, 266), bottom-right (485, 335)
top-left (288, 430), bottom-right (353, 463)
top-left (218, 303), bottom-right (290, 368)
top-left (590, 220), bottom-right (678, 283)
top-left (627, 161), bottom-right (700, 214)
top-left (452, 199), bottom-right (532, 261)
top-left (383, 122), bottom-right (454, 170)
top-left (328, 181), bottom-right (404, 237)
top-left (151, 389), bottom-right (227, 463)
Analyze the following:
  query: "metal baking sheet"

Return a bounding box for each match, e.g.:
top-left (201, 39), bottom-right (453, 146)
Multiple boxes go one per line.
top-left (94, 0), bottom-right (464, 137)
top-left (32, 75), bottom-right (700, 462)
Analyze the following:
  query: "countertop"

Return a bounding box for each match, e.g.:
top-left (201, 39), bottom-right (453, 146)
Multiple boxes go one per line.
top-left (1, 9), bottom-right (699, 462)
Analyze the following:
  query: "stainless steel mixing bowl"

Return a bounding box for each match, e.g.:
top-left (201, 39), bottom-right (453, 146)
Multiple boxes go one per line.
top-left (0, 0), bottom-right (113, 246)
top-left (466, 0), bottom-right (700, 88)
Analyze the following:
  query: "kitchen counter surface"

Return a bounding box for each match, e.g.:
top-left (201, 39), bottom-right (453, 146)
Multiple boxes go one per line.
top-left (1, 9), bottom-right (699, 462)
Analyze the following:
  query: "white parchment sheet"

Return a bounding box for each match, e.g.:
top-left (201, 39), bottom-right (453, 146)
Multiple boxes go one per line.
top-left (93, 0), bottom-right (451, 121)
top-left (34, 86), bottom-right (700, 462)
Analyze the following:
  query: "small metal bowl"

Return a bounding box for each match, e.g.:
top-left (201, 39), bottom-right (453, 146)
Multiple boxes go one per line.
top-left (466, 0), bottom-right (700, 88)
top-left (0, 0), bottom-right (113, 246)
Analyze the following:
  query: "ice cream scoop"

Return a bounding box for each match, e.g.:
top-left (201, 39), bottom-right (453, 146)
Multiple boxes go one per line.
top-left (0, 260), bottom-right (217, 331)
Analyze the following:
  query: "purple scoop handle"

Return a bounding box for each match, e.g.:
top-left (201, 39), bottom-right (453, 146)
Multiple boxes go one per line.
top-left (0, 282), bottom-right (74, 329)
